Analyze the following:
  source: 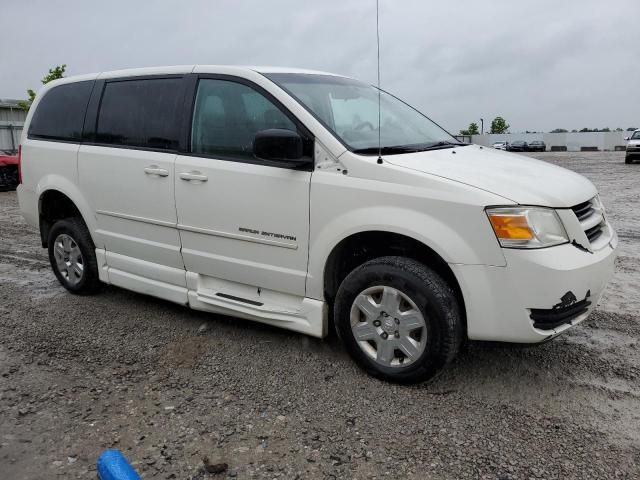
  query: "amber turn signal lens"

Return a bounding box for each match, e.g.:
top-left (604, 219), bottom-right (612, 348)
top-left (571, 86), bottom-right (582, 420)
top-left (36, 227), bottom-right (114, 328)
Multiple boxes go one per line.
top-left (488, 214), bottom-right (534, 240)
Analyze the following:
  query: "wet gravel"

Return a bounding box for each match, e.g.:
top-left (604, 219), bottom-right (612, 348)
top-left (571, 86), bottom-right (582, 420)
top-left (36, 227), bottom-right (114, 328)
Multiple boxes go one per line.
top-left (1, 151), bottom-right (639, 479)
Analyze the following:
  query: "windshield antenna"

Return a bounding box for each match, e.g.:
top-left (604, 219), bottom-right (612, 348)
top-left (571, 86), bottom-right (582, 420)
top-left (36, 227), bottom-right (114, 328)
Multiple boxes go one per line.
top-left (376, 0), bottom-right (383, 164)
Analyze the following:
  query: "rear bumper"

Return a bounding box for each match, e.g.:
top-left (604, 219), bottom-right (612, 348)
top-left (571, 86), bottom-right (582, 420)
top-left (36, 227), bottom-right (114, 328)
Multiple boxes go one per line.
top-left (452, 233), bottom-right (617, 343)
top-left (17, 185), bottom-right (39, 228)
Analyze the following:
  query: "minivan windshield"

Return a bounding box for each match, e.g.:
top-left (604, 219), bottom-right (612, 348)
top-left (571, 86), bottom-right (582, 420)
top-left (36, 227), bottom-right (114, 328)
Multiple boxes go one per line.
top-left (265, 73), bottom-right (462, 154)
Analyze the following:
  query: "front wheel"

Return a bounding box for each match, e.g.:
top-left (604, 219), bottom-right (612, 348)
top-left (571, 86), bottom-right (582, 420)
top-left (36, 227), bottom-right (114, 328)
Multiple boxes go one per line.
top-left (626, 156), bottom-right (632, 164)
top-left (48, 217), bottom-right (101, 295)
top-left (334, 256), bottom-right (463, 383)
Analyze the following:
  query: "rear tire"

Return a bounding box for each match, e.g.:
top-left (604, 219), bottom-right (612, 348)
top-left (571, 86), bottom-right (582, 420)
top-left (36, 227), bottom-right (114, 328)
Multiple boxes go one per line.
top-left (334, 256), bottom-right (463, 384)
top-left (48, 217), bottom-right (101, 295)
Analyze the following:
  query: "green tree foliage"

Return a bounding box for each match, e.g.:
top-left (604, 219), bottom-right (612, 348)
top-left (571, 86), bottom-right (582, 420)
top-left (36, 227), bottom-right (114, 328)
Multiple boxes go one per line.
top-left (550, 128), bottom-right (568, 133)
top-left (459, 122), bottom-right (480, 136)
top-left (490, 117), bottom-right (509, 134)
top-left (18, 65), bottom-right (67, 112)
top-left (578, 127), bottom-right (612, 133)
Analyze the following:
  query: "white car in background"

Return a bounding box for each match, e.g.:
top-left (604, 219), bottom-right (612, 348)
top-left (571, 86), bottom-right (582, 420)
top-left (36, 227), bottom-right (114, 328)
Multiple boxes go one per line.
top-left (625, 130), bottom-right (640, 164)
top-left (17, 65), bottom-right (618, 383)
top-left (492, 141), bottom-right (509, 150)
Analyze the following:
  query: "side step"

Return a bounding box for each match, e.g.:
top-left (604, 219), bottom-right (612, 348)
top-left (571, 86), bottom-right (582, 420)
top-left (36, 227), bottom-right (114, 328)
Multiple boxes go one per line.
top-left (187, 273), bottom-right (327, 338)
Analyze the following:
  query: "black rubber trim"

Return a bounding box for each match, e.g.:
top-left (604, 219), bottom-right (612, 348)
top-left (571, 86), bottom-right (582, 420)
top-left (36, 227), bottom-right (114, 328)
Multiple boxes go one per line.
top-left (215, 292), bottom-right (264, 307)
top-left (530, 299), bottom-right (591, 330)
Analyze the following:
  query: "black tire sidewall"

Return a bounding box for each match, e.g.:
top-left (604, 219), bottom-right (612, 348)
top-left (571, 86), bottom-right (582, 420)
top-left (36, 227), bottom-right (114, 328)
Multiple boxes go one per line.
top-left (47, 218), bottom-right (100, 294)
top-left (334, 257), bottom-right (461, 383)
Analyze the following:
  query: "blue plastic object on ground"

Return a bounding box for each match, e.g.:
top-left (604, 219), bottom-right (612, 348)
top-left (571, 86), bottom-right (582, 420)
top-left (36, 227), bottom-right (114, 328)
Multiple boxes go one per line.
top-left (97, 450), bottom-right (141, 480)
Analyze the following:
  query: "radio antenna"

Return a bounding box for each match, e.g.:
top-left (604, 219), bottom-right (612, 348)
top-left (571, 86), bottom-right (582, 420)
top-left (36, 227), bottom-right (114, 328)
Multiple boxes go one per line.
top-left (376, 0), bottom-right (382, 164)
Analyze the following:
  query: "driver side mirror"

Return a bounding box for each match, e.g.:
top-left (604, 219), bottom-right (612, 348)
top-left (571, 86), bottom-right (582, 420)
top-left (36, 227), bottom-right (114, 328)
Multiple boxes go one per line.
top-left (253, 129), bottom-right (308, 167)
top-left (624, 137), bottom-right (630, 141)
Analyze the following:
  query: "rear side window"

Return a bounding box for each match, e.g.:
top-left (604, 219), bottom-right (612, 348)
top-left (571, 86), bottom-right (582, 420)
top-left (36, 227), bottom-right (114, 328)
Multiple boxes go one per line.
top-left (95, 78), bottom-right (182, 150)
top-left (28, 81), bottom-right (93, 141)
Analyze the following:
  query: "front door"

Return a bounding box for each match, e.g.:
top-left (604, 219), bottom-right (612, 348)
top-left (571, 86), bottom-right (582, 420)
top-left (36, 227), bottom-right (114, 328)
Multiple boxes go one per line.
top-left (175, 77), bottom-right (313, 296)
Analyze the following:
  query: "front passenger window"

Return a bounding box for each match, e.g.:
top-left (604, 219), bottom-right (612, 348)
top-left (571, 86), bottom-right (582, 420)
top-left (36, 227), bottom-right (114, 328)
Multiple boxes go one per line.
top-left (191, 79), bottom-right (297, 160)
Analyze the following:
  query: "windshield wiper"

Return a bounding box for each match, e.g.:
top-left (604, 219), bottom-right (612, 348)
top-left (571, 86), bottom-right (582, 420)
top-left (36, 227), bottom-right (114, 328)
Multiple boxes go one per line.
top-left (353, 141), bottom-right (468, 155)
top-left (417, 141), bottom-right (468, 151)
top-left (352, 145), bottom-right (424, 155)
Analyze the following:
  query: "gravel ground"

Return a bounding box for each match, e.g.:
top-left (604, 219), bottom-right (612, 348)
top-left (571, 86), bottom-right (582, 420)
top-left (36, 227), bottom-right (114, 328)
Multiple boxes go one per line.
top-left (1, 152), bottom-right (639, 479)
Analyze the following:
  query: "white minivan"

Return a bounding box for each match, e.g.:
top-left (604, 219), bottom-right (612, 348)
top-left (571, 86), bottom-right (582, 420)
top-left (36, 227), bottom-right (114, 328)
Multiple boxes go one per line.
top-left (17, 66), bottom-right (617, 382)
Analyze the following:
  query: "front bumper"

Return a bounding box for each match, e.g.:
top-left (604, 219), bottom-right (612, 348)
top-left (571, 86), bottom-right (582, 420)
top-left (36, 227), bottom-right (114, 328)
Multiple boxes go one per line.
top-left (452, 232), bottom-right (617, 343)
top-left (626, 148), bottom-right (640, 159)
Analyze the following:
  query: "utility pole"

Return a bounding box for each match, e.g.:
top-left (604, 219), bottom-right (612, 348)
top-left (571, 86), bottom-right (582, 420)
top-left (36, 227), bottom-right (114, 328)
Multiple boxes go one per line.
top-left (480, 118), bottom-right (484, 135)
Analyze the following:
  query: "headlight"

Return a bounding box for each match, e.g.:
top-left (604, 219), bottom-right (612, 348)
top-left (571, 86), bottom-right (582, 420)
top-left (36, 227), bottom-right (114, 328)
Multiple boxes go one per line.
top-left (486, 206), bottom-right (569, 249)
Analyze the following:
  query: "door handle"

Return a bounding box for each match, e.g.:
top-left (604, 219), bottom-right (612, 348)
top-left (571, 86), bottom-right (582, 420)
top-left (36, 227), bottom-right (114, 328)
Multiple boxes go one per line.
top-left (144, 165), bottom-right (169, 177)
top-left (179, 171), bottom-right (208, 182)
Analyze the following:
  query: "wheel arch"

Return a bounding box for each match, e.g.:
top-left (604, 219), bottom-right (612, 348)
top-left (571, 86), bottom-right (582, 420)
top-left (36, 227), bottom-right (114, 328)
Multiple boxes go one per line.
top-left (37, 180), bottom-right (97, 248)
top-left (321, 230), bottom-right (467, 333)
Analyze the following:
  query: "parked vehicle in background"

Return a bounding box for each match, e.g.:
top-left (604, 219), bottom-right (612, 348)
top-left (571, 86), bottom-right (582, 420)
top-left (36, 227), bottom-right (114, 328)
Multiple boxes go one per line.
top-left (491, 141), bottom-right (508, 150)
top-left (507, 140), bottom-right (528, 152)
top-left (0, 151), bottom-right (19, 191)
top-left (17, 65), bottom-right (618, 383)
top-left (528, 140), bottom-right (546, 152)
top-left (625, 130), bottom-right (640, 164)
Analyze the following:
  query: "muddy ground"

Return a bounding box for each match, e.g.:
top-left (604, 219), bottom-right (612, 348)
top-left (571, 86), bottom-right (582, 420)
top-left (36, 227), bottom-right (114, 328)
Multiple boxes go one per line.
top-left (0, 152), bottom-right (638, 479)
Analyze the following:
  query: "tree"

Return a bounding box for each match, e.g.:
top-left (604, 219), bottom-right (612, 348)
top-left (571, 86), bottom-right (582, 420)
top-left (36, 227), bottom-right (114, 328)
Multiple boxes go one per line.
top-left (18, 65), bottom-right (67, 112)
top-left (490, 116), bottom-right (509, 134)
top-left (459, 122), bottom-right (480, 136)
top-left (550, 128), bottom-right (568, 133)
top-left (627, 127), bottom-right (638, 131)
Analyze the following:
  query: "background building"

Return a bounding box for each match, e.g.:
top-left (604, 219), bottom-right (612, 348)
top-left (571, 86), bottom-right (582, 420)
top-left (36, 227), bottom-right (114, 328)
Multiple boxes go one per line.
top-left (0, 99), bottom-right (26, 153)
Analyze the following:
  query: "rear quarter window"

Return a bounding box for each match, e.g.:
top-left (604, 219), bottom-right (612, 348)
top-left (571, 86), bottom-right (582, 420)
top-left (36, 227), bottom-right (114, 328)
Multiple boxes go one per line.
top-left (28, 81), bottom-right (94, 142)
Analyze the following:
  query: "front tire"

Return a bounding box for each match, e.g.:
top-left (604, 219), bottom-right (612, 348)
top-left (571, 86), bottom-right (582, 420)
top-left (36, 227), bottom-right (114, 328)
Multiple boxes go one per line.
top-left (334, 256), bottom-right (463, 383)
top-left (48, 217), bottom-right (101, 295)
top-left (626, 156), bottom-right (632, 164)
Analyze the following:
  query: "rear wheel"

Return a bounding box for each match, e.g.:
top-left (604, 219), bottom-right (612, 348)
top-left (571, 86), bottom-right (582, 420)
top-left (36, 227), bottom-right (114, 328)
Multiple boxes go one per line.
top-left (334, 256), bottom-right (463, 383)
top-left (48, 218), bottom-right (100, 294)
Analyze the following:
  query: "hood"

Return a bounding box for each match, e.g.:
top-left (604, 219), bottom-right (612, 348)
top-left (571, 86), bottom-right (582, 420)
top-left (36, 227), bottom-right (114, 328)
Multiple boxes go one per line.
top-left (385, 145), bottom-right (596, 207)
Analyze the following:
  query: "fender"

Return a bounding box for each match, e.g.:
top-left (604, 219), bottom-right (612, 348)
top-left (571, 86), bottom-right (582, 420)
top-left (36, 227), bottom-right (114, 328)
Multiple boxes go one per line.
top-left (36, 174), bottom-right (102, 248)
top-left (307, 208), bottom-right (494, 299)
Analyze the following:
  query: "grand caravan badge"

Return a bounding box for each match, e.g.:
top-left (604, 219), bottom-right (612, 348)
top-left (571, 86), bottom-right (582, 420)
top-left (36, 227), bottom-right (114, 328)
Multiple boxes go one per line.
top-left (239, 227), bottom-right (297, 243)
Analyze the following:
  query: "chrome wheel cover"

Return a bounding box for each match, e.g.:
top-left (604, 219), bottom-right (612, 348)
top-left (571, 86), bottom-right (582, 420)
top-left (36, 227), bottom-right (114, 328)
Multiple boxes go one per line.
top-left (53, 233), bottom-right (84, 286)
top-left (350, 285), bottom-right (427, 368)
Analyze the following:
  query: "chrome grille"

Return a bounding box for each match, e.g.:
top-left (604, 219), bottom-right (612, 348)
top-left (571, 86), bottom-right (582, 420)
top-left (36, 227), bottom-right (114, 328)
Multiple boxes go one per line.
top-left (571, 200), bottom-right (594, 222)
top-left (571, 197), bottom-right (607, 249)
top-left (585, 223), bottom-right (603, 243)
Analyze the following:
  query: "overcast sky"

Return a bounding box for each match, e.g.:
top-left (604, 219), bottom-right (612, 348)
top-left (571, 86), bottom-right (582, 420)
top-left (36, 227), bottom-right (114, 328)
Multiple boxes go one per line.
top-left (2, 0), bottom-right (639, 133)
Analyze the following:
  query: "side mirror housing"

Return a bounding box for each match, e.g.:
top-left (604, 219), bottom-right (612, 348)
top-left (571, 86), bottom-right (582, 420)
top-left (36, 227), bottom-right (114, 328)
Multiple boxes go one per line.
top-left (253, 129), bottom-right (307, 167)
top-left (624, 136), bottom-right (630, 141)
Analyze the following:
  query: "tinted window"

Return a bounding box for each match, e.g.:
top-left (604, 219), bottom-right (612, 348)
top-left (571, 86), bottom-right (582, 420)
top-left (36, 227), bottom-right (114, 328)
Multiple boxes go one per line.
top-left (191, 79), bottom-right (296, 159)
top-left (96, 78), bottom-right (182, 150)
top-left (29, 81), bottom-right (93, 141)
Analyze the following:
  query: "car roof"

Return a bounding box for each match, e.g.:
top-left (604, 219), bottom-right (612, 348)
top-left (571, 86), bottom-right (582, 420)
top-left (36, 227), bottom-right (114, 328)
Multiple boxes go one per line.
top-left (51, 65), bottom-right (346, 83)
